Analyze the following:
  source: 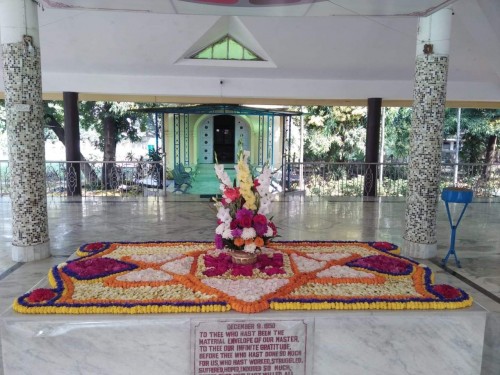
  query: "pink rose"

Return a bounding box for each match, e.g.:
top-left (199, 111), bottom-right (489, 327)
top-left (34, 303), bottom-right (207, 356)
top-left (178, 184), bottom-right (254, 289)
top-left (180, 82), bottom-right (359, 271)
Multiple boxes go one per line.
top-left (224, 187), bottom-right (240, 201)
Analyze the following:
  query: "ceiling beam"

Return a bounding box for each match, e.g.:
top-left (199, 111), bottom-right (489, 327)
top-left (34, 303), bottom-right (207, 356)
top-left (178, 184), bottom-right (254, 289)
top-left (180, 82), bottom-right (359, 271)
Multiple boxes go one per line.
top-left (1, 92), bottom-right (498, 108)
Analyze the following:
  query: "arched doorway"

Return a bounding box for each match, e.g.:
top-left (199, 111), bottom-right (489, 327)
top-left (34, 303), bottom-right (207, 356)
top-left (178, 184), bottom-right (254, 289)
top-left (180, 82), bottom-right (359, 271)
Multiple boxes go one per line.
top-left (214, 115), bottom-right (235, 163)
top-left (197, 115), bottom-right (250, 164)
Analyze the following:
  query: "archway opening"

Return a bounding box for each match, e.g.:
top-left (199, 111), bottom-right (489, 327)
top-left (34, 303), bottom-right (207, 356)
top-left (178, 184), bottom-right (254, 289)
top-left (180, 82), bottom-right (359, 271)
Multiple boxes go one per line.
top-left (214, 115), bottom-right (235, 163)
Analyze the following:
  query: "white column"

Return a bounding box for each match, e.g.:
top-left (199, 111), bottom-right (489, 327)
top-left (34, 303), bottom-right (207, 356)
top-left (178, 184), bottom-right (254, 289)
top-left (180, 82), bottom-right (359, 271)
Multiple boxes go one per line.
top-left (415, 8), bottom-right (452, 56)
top-left (0, 0), bottom-right (40, 45)
top-left (1, 0), bottom-right (50, 261)
top-left (403, 8), bottom-right (453, 259)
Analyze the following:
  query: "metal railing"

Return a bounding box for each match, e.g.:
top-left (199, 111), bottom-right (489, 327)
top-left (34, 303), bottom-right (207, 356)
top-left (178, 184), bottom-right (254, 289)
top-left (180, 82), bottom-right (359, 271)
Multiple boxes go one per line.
top-left (0, 160), bottom-right (164, 197)
top-left (0, 160), bottom-right (498, 198)
top-left (284, 162), bottom-right (500, 198)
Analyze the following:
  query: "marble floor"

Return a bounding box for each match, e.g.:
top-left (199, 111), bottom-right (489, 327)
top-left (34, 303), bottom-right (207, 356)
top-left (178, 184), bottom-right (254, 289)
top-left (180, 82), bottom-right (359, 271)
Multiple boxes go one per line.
top-left (0, 195), bottom-right (499, 374)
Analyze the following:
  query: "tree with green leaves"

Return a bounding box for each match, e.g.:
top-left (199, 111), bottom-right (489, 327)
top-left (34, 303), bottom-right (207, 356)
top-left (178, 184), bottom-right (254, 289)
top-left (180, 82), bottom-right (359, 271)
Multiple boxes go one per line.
top-left (79, 101), bottom-right (155, 188)
top-left (43, 100), bottom-right (157, 189)
top-left (444, 108), bottom-right (499, 164)
top-left (43, 101), bottom-right (101, 185)
top-left (303, 106), bottom-right (366, 162)
top-left (383, 107), bottom-right (412, 161)
top-left (444, 108), bottom-right (499, 183)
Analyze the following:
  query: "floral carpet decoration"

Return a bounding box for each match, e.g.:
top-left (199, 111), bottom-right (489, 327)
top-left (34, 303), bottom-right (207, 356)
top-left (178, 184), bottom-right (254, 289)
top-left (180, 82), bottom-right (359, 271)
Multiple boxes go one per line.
top-left (14, 241), bottom-right (473, 314)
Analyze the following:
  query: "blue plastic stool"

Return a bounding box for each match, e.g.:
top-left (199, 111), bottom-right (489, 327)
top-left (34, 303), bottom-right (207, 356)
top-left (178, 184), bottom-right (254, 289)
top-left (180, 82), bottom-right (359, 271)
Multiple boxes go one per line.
top-left (441, 188), bottom-right (473, 268)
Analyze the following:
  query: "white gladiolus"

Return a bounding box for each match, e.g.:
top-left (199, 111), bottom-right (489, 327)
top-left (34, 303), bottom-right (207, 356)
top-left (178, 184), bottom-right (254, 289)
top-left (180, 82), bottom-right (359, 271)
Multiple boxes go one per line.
top-left (244, 243), bottom-right (257, 253)
top-left (217, 207), bottom-right (232, 223)
top-left (257, 185), bottom-right (270, 196)
top-left (241, 227), bottom-right (257, 240)
top-left (258, 204), bottom-right (269, 216)
top-left (215, 223), bottom-right (227, 235)
top-left (258, 200), bottom-right (271, 215)
top-left (214, 164), bottom-right (224, 174)
top-left (256, 166), bottom-right (272, 210)
top-left (257, 166), bottom-right (272, 183)
top-left (243, 150), bottom-right (250, 163)
top-left (256, 171), bottom-right (272, 214)
top-left (222, 228), bottom-right (234, 239)
top-left (214, 164), bottom-right (232, 186)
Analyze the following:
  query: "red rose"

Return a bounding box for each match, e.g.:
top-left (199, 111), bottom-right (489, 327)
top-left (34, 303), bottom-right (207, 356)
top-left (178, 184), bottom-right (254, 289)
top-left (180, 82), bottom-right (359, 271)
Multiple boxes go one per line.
top-left (239, 216), bottom-right (252, 228)
top-left (230, 220), bottom-right (239, 230)
top-left (253, 214), bottom-right (267, 226)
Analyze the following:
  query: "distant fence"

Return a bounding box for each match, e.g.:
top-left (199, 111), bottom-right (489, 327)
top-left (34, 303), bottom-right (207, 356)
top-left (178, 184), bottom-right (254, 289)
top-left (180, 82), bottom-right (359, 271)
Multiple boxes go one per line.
top-left (0, 160), bottom-right (164, 197)
top-left (0, 160), bottom-right (498, 198)
top-left (284, 162), bottom-right (500, 198)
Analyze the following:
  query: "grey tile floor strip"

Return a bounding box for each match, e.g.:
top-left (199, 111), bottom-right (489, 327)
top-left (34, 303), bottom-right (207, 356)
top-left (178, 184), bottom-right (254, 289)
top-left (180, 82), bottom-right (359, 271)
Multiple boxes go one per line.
top-left (433, 260), bottom-right (500, 304)
top-left (0, 262), bottom-right (23, 281)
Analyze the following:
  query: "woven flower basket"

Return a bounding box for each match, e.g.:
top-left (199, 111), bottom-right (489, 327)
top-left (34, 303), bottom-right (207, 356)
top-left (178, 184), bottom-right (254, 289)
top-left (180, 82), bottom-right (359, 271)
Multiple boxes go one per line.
top-left (230, 250), bottom-right (258, 265)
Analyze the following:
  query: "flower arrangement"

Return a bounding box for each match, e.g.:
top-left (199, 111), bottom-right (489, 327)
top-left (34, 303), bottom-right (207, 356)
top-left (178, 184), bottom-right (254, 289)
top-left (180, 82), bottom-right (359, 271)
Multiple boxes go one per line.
top-left (213, 147), bottom-right (278, 254)
top-left (15, 241), bottom-right (473, 315)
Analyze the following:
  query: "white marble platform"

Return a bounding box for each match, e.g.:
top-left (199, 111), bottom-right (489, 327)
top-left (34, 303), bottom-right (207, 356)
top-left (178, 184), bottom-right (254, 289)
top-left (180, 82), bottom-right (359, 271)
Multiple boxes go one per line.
top-left (1, 197), bottom-right (499, 374)
top-left (1, 307), bottom-right (488, 375)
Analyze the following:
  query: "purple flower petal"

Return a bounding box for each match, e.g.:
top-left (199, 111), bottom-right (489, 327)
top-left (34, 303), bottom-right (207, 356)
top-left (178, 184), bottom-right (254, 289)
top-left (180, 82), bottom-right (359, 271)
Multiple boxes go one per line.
top-left (347, 255), bottom-right (412, 275)
top-left (214, 234), bottom-right (224, 249)
top-left (64, 258), bottom-right (137, 280)
top-left (231, 228), bottom-right (243, 238)
top-left (263, 267), bottom-right (286, 276)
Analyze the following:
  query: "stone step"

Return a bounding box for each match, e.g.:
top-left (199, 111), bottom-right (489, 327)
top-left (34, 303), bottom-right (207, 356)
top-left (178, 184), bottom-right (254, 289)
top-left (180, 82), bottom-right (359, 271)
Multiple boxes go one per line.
top-left (187, 164), bottom-right (237, 195)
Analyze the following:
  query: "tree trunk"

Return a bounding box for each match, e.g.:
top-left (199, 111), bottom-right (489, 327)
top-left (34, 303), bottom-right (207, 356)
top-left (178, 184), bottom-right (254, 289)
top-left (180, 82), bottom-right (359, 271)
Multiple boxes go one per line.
top-left (102, 116), bottom-right (118, 189)
top-left (45, 114), bottom-right (100, 187)
top-left (482, 135), bottom-right (497, 181)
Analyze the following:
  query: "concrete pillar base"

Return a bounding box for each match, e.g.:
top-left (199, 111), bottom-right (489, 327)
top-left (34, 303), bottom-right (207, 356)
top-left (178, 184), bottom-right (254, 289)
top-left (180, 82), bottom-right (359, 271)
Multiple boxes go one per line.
top-left (402, 238), bottom-right (437, 259)
top-left (12, 240), bottom-right (51, 262)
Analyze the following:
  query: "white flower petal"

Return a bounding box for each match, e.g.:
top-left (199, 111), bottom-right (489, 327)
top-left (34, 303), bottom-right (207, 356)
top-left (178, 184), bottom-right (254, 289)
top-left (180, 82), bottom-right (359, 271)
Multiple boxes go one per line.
top-left (241, 227), bottom-right (257, 240)
top-left (222, 228), bottom-right (234, 239)
top-left (244, 243), bottom-right (257, 253)
top-left (215, 223), bottom-right (227, 235)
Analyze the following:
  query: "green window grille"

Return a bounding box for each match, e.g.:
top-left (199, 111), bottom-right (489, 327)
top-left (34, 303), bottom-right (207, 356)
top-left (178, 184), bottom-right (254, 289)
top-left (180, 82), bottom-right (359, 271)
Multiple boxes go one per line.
top-left (190, 35), bottom-right (263, 61)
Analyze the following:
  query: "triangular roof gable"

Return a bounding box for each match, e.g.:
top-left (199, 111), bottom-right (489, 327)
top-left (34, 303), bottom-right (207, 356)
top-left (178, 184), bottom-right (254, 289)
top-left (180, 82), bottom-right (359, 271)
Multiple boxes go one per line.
top-left (190, 34), bottom-right (263, 61)
top-left (176, 16), bottom-right (276, 67)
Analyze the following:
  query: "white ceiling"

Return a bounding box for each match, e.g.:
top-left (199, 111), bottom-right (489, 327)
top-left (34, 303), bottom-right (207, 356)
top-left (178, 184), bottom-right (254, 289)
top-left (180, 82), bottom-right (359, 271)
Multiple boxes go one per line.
top-left (36, 0), bottom-right (458, 17)
top-left (0, 0), bottom-right (499, 104)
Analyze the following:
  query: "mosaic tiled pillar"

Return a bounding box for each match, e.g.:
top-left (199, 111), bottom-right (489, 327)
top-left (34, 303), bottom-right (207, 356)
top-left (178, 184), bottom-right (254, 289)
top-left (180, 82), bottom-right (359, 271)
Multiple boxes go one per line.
top-left (403, 9), bottom-right (453, 259)
top-left (1, 0), bottom-right (50, 261)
